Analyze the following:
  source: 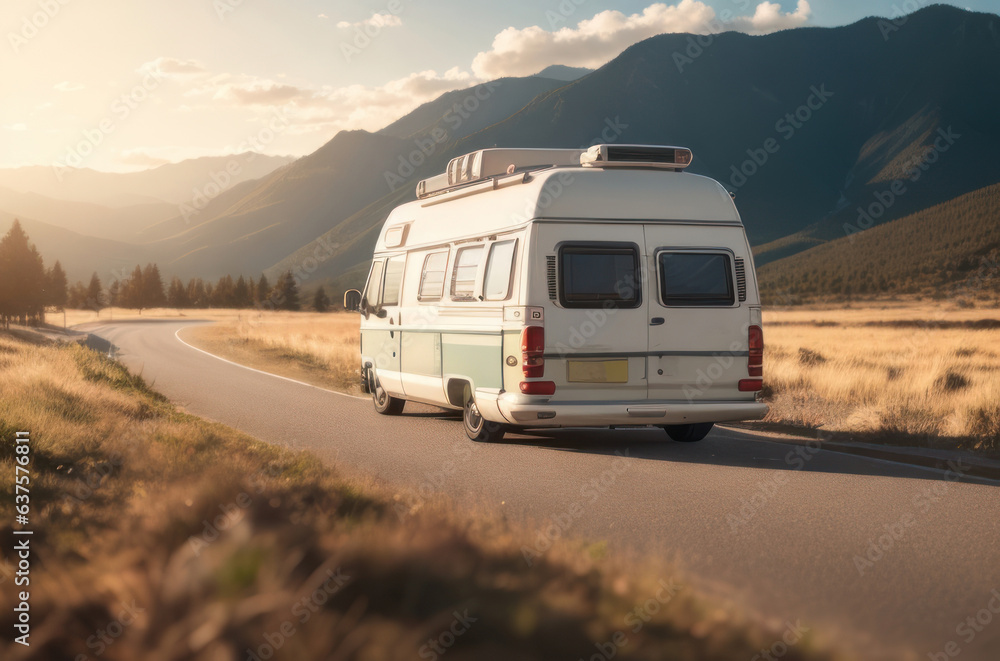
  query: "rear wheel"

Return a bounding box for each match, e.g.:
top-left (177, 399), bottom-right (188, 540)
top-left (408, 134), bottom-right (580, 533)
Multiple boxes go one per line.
top-left (662, 422), bottom-right (714, 443)
top-left (463, 388), bottom-right (505, 442)
top-left (371, 370), bottom-right (405, 415)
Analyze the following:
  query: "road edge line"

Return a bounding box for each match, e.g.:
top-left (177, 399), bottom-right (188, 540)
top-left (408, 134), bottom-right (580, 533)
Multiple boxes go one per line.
top-left (173, 327), bottom-right (369, 401)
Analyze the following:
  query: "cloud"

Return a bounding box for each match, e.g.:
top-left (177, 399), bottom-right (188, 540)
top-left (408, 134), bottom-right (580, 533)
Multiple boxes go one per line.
top-left (3, 123), bottom-right (27, 131)
top-left (336, 12), bottom-right (402, 30)
top-left (213, 80), bottom-right (318, 106)
top-left (53, 81), bottom-right (85, 92)
top-left (471, 0), bottom-right (812, 79)
top-left (139, 57), bottom-right (209, 78)
top-left (180, 65), bottom-right (473, 136)
top-left (729, 0), bottom-right (811, 34)
top-left (318, 13), bottom-right (328, 19)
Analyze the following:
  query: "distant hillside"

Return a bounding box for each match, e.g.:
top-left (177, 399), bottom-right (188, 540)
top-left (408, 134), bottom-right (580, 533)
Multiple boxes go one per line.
top-left (0, 153), bottom-right (294, 207)
top-left (378, 76), bottom-right (570, 141)
top-left (0, 187), bottom-right (175, 241)
top-left (533, 65), bottom-right (593, 81)
top-left (249, 4), bottom-right (1000, 292)
top-left (0, 213), bottom-right (155, 284)
top-left (758, 182), bottom-right (1000, 300)
top-left (7, 5), bottom-right (1000, 294)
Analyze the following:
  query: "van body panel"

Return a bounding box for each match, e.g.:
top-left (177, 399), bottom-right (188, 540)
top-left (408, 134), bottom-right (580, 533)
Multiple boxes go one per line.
top-left (355, 158), bottom-right (768, 433)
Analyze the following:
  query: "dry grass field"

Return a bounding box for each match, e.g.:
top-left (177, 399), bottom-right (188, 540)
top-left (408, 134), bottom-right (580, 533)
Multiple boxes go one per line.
top-left (762, 302), bottom-right (1000, 453)
top-left (0, 330), bottom-right (845, 660)
top-left (175, 300), bottom-right (1000, 454)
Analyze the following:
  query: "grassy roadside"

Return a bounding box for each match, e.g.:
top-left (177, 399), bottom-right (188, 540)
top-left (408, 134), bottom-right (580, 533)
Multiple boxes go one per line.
top-left (0, 331), bottom-right (848, 660)
top-left (180, 303), bottom-right (1000, 456)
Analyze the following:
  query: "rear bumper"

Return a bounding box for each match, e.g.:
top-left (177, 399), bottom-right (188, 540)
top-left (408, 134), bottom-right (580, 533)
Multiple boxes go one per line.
top-left (476, 389), bottom-right (768, 427)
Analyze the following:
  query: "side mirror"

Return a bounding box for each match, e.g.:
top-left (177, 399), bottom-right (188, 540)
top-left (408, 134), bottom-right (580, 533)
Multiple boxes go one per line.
top-left (343, 289), bottom-right (362, 313)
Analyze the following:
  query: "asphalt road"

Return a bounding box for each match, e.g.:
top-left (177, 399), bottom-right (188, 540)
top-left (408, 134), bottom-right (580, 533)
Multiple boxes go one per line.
top-left (83, 320), bottom-right (1000, 660)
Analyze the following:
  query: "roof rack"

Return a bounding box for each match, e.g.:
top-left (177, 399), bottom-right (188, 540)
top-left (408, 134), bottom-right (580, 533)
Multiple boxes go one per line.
top-left (415, 144), bottom-right (694, 200)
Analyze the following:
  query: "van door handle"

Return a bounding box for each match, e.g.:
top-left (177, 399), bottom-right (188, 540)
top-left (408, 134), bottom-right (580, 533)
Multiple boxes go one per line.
top-left (650, 317), bottom-right (664, 326)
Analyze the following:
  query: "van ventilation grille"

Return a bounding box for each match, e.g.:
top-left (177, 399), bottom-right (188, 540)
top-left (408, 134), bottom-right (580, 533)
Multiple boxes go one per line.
top-left (735, 258), bottom-right (747, 302)
top-left (546, 256), bottom-right (557, 300)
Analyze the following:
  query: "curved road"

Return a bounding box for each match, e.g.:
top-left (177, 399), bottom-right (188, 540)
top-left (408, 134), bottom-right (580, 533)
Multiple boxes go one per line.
top-left (84, 320), bottom-right (1000, 660)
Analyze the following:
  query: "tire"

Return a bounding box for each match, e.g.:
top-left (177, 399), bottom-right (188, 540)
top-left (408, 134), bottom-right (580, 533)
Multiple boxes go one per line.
top-left (463, 388), bottom-right (505, 442)
top-left (662, 422), bottom-right (714, 443)
top-left (371, 371), bottom-right (405, 415)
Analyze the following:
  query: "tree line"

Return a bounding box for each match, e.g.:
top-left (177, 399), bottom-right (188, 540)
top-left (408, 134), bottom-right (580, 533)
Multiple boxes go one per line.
top-left (1, 220), bottom-right (333, 328)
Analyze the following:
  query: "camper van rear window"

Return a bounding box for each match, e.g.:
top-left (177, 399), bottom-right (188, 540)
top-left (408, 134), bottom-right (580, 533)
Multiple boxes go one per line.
top-left (658, 252), bottom-right (735, 306)
top-left (559, 244), bottom-right (640, 309)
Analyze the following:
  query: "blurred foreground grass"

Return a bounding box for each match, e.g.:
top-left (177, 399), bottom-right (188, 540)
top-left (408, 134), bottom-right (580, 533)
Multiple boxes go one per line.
top-left (0, 331), bottom-right (847, 660)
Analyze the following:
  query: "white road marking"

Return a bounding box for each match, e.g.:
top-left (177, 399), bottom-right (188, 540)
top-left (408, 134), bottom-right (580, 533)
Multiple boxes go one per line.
top-left (173, 326), bottom-right (369, 401)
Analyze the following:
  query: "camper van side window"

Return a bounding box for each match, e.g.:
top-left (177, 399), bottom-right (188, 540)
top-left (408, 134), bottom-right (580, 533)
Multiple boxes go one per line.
top-left (484, 240), bottom-right (517, 301)
top-left (363, 260), bottom-right (384, 309)
top-left (451, 246), bottom-right (484, 301)
top-left (658, 252), bottom-right (735, 306)
top-left (559, 244), bottom-right (640, 309)
top-left (418, 251), bottom-right (449, 301)
top-left (382, 255), bottom-right (406, 306)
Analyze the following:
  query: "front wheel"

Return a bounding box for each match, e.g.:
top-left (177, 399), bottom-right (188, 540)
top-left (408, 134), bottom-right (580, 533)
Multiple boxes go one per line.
top-left (371, 371), bottom-right (405, 415)
top-left (463, 390), bottom-right (505, 442)
top-left (662, 422), bottom-right (714, 443)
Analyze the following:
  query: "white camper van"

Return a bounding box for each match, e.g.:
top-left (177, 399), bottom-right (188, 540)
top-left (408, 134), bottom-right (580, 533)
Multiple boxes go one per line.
top-left (344, 144), bottom-right (767, 443)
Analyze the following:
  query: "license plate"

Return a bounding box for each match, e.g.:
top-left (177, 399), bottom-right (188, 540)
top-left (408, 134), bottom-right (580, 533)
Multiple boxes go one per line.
top-left (567, 359), bottom-right (628, 383)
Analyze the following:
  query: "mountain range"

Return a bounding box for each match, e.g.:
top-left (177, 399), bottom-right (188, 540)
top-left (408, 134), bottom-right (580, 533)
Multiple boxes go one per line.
top-left (1, 5), bottom-right (998, 295)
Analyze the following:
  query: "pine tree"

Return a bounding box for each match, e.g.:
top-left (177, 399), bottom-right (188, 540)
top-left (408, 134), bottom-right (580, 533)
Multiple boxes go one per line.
top-left (46, 261), bottom-right (68, 309)
top-left (187, 278), bottom-right (208, 307)
top-left (142, 263), bottom-right (166, 309)
top-left (68, 281), bottom-right (87, 309)
top-left (86, 273), bottom-right (104, 312)
top-left (256, 274), bottom-right (271, 306)
top-left (108, 280), bottom-right (120, 309)
top-left (0, 220), bottom-right (46, 326)
top-left (167, 277), bottom-right (190, 308)
top-left (274, 271), bottom-right (300, 311)
top-left (121, 265), bottom-right (144, 310)
top-left (313, 286), bottom-right (330, 312)
top-left (233, 275), bottom-right (251, 308)
top-left (212, 275), bottom-right (235, 308)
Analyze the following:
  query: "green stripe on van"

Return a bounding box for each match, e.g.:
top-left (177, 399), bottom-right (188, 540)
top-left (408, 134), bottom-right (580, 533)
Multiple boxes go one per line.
top-left (442, 333), bottom-right (502, 389)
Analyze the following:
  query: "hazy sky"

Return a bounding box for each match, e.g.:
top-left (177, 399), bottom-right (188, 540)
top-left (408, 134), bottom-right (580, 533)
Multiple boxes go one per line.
top-left (2, 0), bottom-right (995, 171)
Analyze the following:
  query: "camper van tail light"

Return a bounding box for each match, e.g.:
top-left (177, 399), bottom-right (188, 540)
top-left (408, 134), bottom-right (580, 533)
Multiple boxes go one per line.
top-left (739, 379), bottom-right (763, 392)
top-left (521, 326), bottom-right (545, 379)
top-left (520, 381), bottom-right (556, 396)
top-left (748, 325), bottom-right (764, 378)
